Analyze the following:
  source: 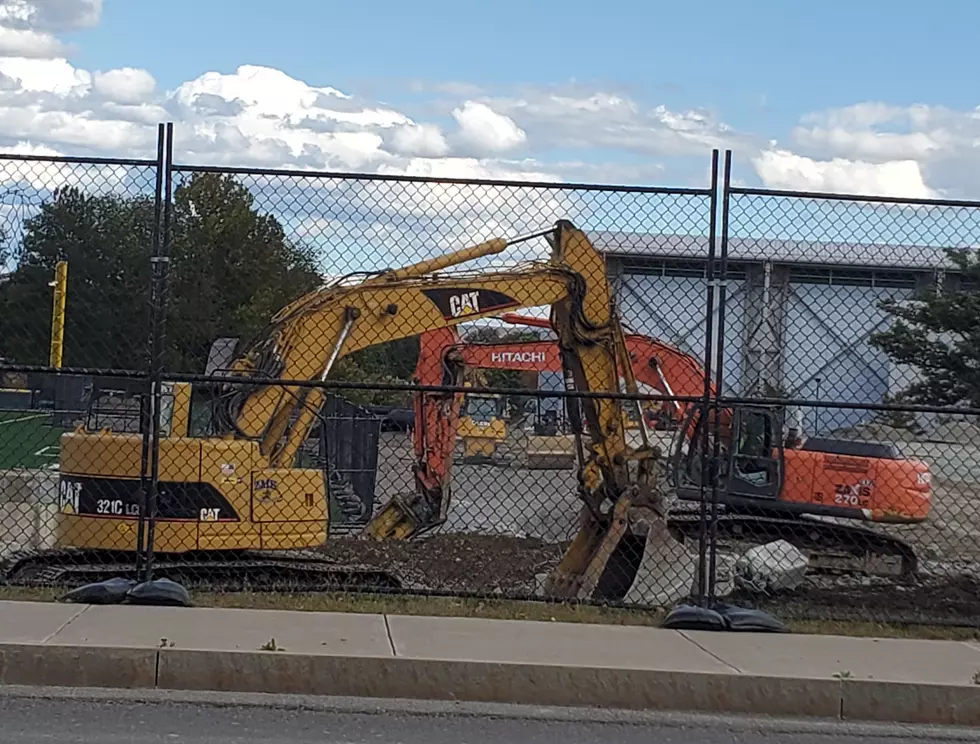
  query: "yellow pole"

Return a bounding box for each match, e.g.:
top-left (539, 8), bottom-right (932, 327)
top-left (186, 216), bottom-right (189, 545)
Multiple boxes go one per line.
top-left (49, 260), bottom-right (67, 368)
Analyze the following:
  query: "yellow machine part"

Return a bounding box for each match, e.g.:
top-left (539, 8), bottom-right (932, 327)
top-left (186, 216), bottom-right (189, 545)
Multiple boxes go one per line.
top-left (458, 412), bottom-right (507, 459)
top-left (53, 382), bottom-right (330, 554)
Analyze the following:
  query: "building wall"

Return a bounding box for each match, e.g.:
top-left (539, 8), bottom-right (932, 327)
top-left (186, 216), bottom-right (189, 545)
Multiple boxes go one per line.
top-left (608, 257), bottom-right (928, 434)
top-left (611, 261), bottom-right (744, 395)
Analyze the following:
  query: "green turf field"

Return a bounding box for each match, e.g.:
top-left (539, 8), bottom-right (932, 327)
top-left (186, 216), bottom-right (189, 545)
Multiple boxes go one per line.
top-left (0, 410), bottom-right (63, 470)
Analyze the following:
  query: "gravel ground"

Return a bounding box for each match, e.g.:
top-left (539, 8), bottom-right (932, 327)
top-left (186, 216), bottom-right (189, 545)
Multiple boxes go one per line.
top-left (372, 429), bottom-right (582, 542)
top-left (337, 429), bottom-right (980, 623)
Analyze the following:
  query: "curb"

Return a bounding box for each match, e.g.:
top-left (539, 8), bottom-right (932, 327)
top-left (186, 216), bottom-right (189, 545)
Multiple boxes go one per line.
top-left (2, 642), bottom-right (980, 726)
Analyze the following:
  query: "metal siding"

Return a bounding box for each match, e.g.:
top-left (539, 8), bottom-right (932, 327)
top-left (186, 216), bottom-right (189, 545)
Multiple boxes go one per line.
top-left (538, 371), bottom-right (564, 415)
top-left (617, 272), bottom-right (744, 395)
top-left (783, 282), bottom-right (914, 433)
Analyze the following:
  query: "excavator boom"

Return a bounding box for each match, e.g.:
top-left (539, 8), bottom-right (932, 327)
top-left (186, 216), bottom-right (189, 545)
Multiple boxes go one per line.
top-left (31, 219), bottom-right (694, 607)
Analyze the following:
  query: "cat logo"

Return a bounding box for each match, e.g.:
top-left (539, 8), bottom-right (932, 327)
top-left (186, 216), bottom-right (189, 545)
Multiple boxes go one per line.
top-left (421, 288), bottom-right (520, 321)
top-left (58, 478), bottom-right (81, 514)
top-left (448, 291), bottom-right (480, 318)
top-left (199, 507), bottom-right (220, 522)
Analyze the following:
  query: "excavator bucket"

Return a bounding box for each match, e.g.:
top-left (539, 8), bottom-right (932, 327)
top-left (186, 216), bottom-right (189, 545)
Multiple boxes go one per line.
top-left (542, 497), bottom-right (700, 608)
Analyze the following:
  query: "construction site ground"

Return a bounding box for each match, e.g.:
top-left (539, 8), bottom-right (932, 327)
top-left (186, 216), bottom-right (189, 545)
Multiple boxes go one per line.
top-left (2, 598), bottom-right (980, 726)
top-left (364, 428), bottom-right (980, 625)
top-left (4, 418), bottom-right (980, 625)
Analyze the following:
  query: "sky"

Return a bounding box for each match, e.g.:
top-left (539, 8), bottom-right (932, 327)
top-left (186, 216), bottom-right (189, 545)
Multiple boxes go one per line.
top-left (1, 0), bottom-right (979, 200)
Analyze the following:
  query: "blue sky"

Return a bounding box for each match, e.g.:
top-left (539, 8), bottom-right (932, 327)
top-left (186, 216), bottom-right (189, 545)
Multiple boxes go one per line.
top-left (65, 0), bottom-right (978, 139)
top-left (2, 0), bottom-right (980, 279)
top-left (0, 0), bottom-right (977, 197)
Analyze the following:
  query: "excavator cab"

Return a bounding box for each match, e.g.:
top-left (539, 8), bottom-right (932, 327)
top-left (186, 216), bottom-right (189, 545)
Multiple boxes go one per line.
top-left (671, 403), bottom-right (784, 506)
top-left (455, 366), bottom-right (508, 461)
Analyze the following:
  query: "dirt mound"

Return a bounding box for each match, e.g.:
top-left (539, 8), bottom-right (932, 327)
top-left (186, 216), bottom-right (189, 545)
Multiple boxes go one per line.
top-left (317, 533), bottom-right (564, 596)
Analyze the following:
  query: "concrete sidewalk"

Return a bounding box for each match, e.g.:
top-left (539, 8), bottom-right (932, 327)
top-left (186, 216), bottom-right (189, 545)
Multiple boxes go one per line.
top-left (2, 599), bottom-right (980, 726)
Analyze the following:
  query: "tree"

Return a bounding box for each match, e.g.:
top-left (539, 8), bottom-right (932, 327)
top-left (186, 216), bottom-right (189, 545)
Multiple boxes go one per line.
top-left (0, 223), bottom-right (11, 272)
top-left (869, 247), bottom-right (980, 408)
top-left (0, 172), bottom-right (469, 408)
top-left (325, 335), bottom-right (421, 408)
top-left (164, 173), bottom-right (322, 372)
top-left (0, 187), bottom-right (155, 369)
top-left (0, 174), bottom-right (326, 375)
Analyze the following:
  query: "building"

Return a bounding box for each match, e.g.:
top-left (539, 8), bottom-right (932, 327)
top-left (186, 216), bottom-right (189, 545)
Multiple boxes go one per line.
top-left (537, 230), bottom-right (956, 435)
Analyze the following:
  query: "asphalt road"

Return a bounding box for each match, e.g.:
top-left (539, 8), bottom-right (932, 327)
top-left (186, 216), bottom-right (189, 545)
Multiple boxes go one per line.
top-left (2, 688), bottom-right (979, 744)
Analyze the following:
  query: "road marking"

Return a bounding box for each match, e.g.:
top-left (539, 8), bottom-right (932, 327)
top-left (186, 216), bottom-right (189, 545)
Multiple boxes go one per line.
top-left (34, 445), bottom-right (56, 457)
top-left (0, 413), bottom-right (46, 426)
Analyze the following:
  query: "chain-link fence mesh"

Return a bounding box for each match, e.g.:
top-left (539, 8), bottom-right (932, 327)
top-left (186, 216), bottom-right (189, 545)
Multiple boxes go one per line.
top-left (0, 155), bottom-right (163, 373)
top-left (0, 143), bottom-right (165, 585)
top-left (711, 187), bottom-right (980, 626)
top-left (4, 134), bottom-right (980, 628)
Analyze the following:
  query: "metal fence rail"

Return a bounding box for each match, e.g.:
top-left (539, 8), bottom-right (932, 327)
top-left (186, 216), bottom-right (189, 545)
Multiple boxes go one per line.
top-left (1, 123), bottom-right (980, 629)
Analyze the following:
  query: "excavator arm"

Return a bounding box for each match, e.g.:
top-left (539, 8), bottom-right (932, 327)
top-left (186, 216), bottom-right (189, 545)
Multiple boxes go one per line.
top-left (202, 220), bottom-right (686, 602)
top-left (217, 268), bottom-right (575, 466)
top-left (362, 222), bottom-right (659, 539)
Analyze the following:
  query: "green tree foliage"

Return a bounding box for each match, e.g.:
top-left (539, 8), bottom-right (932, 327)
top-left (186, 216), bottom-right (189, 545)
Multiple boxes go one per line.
top-left (0, 223), bottom-right (11, 271)
top-left (326, 336), bottom-right (420, 408)
top-left (164, 173), bottom-right (322, 372)
top-left (0, 173), bottom-right (425, 401)
top-left (0, 188), bottom-right (155, 369)
top-left (869, 247), bottom-right (980, 408)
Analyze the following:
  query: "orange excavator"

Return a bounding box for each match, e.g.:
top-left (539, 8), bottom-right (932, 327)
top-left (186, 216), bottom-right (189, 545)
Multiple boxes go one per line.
top-left (406, 315), bottom-right (933, 575)
top-left (410, 312), bottom-right (712, 463)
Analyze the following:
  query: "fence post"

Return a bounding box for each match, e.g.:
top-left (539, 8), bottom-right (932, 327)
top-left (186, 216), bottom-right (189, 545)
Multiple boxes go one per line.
top-left (139, 122), bottom-right (174, 583)
top-left (694, 149), bottom-right (721, 606)
top-left (707, 149), bottom-right (733, 602)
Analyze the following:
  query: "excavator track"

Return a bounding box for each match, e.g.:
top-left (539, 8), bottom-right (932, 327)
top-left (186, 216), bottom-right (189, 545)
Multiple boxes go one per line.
top-left (0, 547), bottom-right (404, 593)
top-left (665, 508), bottom-right (918, 577)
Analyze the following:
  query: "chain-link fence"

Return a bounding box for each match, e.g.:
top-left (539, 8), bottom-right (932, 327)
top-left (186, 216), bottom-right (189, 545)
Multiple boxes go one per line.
top-left (0, 126), bottom-right (167, 585)
top-left (710, 182), bottom-right (980, 625)
top-left (2, 127), bottom-right (980, 628)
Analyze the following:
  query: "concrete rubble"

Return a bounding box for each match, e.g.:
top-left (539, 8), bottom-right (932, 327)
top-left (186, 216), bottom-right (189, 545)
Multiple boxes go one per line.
top-left (734, 539), bottom-right (808, 594)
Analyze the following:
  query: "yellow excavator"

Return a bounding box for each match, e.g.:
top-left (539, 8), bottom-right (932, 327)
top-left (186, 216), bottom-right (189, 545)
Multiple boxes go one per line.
top-left (455, 368), bottom-right (509, 462)
top-left (3, 220), bottom-right (709, 603)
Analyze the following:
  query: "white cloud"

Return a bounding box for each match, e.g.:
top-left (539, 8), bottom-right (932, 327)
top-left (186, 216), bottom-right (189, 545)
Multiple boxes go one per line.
top-left (752, 148), bottom-right (939, 199)
top-left (0, 9), bottom-right (735, 191)
top-left (93, 67), bottom-right (155, 104)
top-left (761, 101), bottom-right (980, 198)
top-left (0, 56), bottom-right (90, 94)
top-left (0, 0), bottom-right (100, 59)
top-left (0, 27), bottom-right (67, 58)
top-left (474, 88), bottom-right (753, 159)
top-left (356, 156), bottom-right (575, 264)
top-left (0, 0), bottom-right (101, 32)
top-left (794, 127), bottom-right (942, 163)
top-left (450, 101), bottom-right (526, 155)
top-left (382, 122), bottom-right (449, 158)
